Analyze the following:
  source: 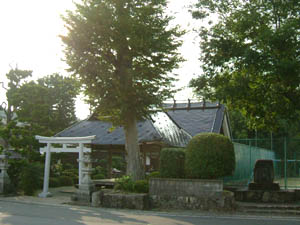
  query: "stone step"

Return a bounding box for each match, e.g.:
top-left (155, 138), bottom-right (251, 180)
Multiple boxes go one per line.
top-left (236, 201), bottom-right (300, 216)
top-left (240, 208), bottom-right (300, 216)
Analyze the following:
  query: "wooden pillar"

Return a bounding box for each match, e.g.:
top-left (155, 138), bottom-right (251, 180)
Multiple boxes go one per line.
top-left (140, 145), bottom-right (146, 171)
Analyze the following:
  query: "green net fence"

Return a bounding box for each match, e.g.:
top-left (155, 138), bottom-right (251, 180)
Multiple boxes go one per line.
top-left (224, 138), bottom-right (300, 189)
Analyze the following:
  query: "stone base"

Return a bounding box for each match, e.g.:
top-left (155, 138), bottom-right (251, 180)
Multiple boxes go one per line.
top-left (72, 184), bottom-right (96, 204)
top-left (235, 190), bottom-right (296, 203)
top-left (248, 182), bottom-right (280, 191)
top-left (39, 192), bottom-right (52, 198)
top-left (73, 190), bottom-right (92, 203)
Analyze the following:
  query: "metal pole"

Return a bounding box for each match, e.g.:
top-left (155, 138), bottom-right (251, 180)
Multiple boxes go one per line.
top-left (255, 129), bottom-right (257, 148)
top-left (284, 137), bottom-right (287, 190)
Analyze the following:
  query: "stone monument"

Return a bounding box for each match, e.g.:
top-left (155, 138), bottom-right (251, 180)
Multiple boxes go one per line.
top-left (248, 159), bottom-right (280, 191)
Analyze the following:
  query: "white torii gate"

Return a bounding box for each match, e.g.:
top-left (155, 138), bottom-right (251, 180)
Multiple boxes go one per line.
top-left (35, 135), bottom-right (96, 198)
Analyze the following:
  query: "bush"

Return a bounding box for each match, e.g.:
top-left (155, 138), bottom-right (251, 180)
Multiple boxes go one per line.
top-left (159, 148), bottom-right (185, 178)
top-left (185, 133), bottom-right (235, 179)
top-left (146, 171), bottom-right (160, 180)
top-left (134, 180), bottom-right (149, 193)
top-left (92, 166), bottom-right (107, 179)
top-left (92, 173), bottom-right (106, 180)
top-left (114, 176), bottom-right (135, 192)
top-left (72, 176), bottom-right (79, 186)
top-left (62, 168), bottom-right (78, 176)
top-left (19, 162), bottom-right (43, 196)
top-left (49, 177), bottom-right (60, 188)
top-left (112, 156), bottom-right (126, 171)
top-left (8, 159), bottom-right (28, 192)
top-left (114, 176), bottom-right (149, 193)
top-left (58, 176), bottom-right (74, 186)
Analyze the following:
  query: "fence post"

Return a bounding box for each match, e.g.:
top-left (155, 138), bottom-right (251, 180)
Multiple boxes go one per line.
top-left (270, 132), bottom-right (273, 151)
top-left (249, 140), bottom-right (252, 176)
top-left (284, 137), bottom-right (287, 190)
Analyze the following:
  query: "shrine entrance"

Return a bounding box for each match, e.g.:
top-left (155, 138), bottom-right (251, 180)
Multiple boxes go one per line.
top-left (35, 135), bottom-right (95, 198)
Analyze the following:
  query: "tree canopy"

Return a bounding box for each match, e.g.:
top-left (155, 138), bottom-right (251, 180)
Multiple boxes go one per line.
top-left (190, 0), bottom-right (300, 130)
top-left (61, 0), bottom-right (184, 180)
top-left (0, 69), bottom-right (79, 159)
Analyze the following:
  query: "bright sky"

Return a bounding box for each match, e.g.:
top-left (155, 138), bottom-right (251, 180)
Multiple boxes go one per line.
top-left (0, 0), bottom-right (202, 119)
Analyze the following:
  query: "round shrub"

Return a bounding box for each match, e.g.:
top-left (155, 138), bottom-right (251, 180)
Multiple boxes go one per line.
top-left (134, 180), bottom-right (149, 193)
top-left (58, 176), bottom-right (74, 186)
top-left (159, 148), bottom-right (185, 178)
top-left (185, 133), bottom-right (235, 179)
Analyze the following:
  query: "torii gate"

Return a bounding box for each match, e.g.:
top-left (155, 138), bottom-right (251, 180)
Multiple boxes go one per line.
top-left (35, 135), bottom-right (96, 198)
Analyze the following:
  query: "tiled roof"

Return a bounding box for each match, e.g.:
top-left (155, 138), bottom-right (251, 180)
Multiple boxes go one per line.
top-left (56, 102), bottom-right (226, 147)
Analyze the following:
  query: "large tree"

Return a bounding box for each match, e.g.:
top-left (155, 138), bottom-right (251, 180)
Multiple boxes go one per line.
top-left (190, 0), bottom-right (300, 130)
top-left (61, 0), bottom-right (184, 180)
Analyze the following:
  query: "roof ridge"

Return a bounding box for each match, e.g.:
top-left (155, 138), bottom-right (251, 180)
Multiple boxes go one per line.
top-left (164, 110), bottom-right (192, 138)
top-left (55, 119), bottom-right (87, 137)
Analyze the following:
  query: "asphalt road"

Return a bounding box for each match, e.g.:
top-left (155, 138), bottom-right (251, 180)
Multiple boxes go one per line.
top-left (0, 201), bottom-right (299, 225)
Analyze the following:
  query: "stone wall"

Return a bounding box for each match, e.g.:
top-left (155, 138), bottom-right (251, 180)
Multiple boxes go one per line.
top-left (150, 178), bottom-right (223, 197)
top-left (149, 178), bottom-right (235, 210)
top-left (91, 189), bottom-right (150, 210)
top-left (89, 179), bottom-right (236, 211)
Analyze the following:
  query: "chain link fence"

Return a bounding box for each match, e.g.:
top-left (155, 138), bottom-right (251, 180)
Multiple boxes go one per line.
top-left (224, 138), bottom-right (300, 189)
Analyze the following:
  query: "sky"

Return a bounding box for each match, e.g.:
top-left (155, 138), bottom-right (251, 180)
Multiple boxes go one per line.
top-left (0, 0), bottom-right (202, 119)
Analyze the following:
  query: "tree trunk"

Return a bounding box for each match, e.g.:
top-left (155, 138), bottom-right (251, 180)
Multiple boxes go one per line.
top-left (124, 115), bottom-right (145, 181)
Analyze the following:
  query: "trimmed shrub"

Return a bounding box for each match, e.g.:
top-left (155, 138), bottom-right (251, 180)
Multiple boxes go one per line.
top-left (159, 148), bottom-right (185, 178)
top-left (134, 180), bottom-right (149, 193)
top-left (185, 133), bottom-right (235, 179)
top-left (58, 176), bottom-right (74, 186)
top-left (49, 177), bottom-right (60, 188)
top-left (19, 162), bottom-right (43, 196)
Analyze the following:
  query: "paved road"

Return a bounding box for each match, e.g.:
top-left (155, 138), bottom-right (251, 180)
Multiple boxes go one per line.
top-left (0, 200), bottom-right (299, 225)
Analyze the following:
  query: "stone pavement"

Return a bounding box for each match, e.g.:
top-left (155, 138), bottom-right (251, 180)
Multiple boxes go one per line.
top-left (1, 187), bottom-right (300, 218)
top-left (0, 186), bottom-right (76, 206)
